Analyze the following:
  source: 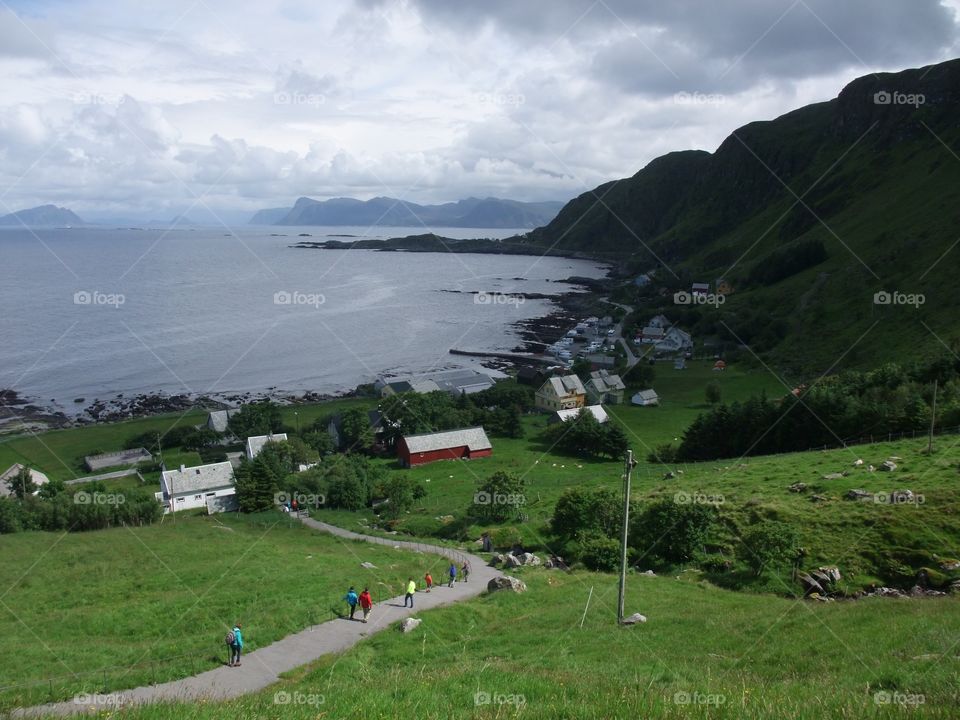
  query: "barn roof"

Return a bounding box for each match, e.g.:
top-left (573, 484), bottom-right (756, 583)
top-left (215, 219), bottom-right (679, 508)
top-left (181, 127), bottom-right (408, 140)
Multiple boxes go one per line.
top-left (402, 427), bottom-right (492, 454)
top-left (554, 405), bottom-right (609, 424)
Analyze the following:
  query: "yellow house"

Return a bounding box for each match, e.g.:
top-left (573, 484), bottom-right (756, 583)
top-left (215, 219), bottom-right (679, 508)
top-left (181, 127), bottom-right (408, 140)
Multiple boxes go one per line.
top-left (535, 375), bottom-right (587, 412)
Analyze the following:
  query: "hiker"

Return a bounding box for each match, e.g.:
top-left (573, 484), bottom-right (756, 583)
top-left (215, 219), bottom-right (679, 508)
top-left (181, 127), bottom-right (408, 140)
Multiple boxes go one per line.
top-left (425, 571), bottom-right (433, 592)
top-left (461, 561), bottom-right (470, 583)
top-left (344, 586), bottom-right (359, 620)
top-left (226, 623), bottom-right (243, 667)
top-left (448, 562), bottom-right (457, 588)
top-left (359, 587), bottom-right (373, 623)
top-left (404, 577), bottom-right (416, 607)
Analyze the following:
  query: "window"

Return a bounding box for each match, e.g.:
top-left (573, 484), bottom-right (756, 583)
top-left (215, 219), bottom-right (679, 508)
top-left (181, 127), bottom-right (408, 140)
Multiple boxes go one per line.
top-left (176, 497), bottom-right (184, 503)
top-left (194, 494), bottom-right (202, 500)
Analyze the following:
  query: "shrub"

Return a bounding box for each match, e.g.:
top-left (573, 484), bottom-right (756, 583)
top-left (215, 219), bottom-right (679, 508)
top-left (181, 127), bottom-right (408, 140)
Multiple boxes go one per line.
top-left (739, 520), bottom-right (801, 576)
top-left (631, 498), bottom-right (716, 564)
top-left (575, 532), bottom-right (621, 572)
top-left (551, 487), bottom-right (621, 542)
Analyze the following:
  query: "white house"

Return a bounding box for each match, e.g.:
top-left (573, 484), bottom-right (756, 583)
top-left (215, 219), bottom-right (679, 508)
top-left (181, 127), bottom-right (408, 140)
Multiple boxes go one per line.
top-left (648, 314), bottom-right (670, 329)
top-left (586, 370), bottom-right (626, 404)
top-left (655, 327), bottom-right (693, 353)
top-left (550, 405), bottom-right (609, 425)
top-left (246, 433), bottom-right (288, 460)
top-left (631, 389), bottom-right (660, 407)
top-left (0, 464), bottom-right (49, 497)
top-left (206, 409), bottom-right (239, 433)
top-left (160, 461), bottom-right (236, 513)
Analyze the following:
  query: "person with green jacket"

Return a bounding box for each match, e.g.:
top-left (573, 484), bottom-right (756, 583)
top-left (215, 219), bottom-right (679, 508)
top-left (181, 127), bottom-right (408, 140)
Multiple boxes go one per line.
top-left (228, 623), bottom-right (243, 667)
top-left (404, 577), bottom-right (416, 608)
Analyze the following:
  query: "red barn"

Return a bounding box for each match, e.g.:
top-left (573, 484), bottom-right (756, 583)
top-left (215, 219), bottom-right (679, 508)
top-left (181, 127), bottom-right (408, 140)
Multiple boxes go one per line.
top-left (398, 427), bottom-right (493, 468)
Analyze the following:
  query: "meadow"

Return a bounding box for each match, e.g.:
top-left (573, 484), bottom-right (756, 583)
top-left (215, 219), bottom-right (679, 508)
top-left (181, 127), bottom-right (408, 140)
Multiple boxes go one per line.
top-left (0, 513), bottom-right (430, 711)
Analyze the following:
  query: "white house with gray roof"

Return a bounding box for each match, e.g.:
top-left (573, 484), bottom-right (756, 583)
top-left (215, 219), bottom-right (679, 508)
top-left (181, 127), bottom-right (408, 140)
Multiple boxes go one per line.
top-left (586, 370), bottom-right (626, 404)
top-left (160, 461), bottom-right (236, 513)
top-left (246, 433), bottom-right (288, 460)
top-left (535, 375), bottom-right (587, 412)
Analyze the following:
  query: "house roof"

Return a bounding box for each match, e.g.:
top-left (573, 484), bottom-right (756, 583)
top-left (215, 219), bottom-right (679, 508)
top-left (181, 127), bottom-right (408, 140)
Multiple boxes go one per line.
top-left (402, 426), bottom-right (492, 454)
top-left (161, 461), bottom-right (235, 496)
top-left (554, 405), bottom-right (609, 424)
top-left (381, 369), bottom-right (495, 396)
top-left (588, 371), bottom-right (626, 393)
top-left (586, 353), bottom-right (615, 366)
top-left (0, 464), bottom-right (49, 497)
top-left (206, 409), bottom-right (239, 433)
top-left (246, 433), bottom-right (288, 459)
top-left (642, 326), bottom-right (665, 338)
top-left (632, 389), bottom-right (659, 403)
top-left (542, 375), bottom-right (586, 397)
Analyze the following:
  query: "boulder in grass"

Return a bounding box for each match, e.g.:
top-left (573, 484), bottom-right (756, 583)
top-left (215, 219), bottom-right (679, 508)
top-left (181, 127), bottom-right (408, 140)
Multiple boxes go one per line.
top-left (487, 575), bottom-right (527, 593)
top-left (845, 489), bottom-right (873, 501)
top-left (621, 613), bottom-right (647, 624)
top-left (788, 482), bottom-right (808, 493)
top-left (880, 460), bottom-right (897, 472)
top-left (360, 562), bottom-right (377, 569)
top-left (489, 553), bottom-right (505, 567)
top-left (822, 472), bottom-right (846, 480)
top-left (400, 618), bottom-right (421, 633)
top-left (520, 552), bottom-right (541, 567)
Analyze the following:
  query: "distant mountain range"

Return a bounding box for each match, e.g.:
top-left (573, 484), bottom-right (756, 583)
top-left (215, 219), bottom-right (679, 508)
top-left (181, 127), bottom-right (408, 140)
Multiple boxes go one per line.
top-left (250, 196), bottom-right (565, 228)
top-left (0, 205), bottom-right (84, 227)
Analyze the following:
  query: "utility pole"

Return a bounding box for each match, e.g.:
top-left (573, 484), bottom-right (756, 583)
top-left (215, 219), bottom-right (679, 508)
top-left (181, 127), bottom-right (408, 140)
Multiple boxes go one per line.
top-left (928, 379), bottom-right (938, 453)
top-left (618, 449), bottom-right (636, 624)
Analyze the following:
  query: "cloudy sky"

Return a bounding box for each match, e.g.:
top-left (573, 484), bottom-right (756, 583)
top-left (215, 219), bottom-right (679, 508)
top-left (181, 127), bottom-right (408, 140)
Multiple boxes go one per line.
top-left (1, 0), bottom-right (958, 221)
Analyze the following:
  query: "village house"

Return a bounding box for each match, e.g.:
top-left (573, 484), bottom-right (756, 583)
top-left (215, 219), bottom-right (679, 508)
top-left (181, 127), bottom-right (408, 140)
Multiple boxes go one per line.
top-left (159, 461), bottom-right (236, 513)
top-left (516, 366), bottom-right (549, 387)
top-left (397, 426), bottom-right (493, 467)
top-left (549, 404), bottom-right (609, 425)
top-left (205, 409), bottom-right (239, 433)
top-left (648, 314), bottom-right (670, 329)
top-left (632, 389), bottom-right (660, 406)
top-left (586, 370), bottom-right (626, 404)
top-left (586, 354), bottom-right (616, 371)
top-left (640, 326), bottom-right (665, 344)
top-left (0, 464), bottom-right (49, 497)
top-left (535, 375), bottom-right (587, 412)
top-left (246, 432), bottom-right (288, 460)
top-left (655, 326), bottom-right (693, 354)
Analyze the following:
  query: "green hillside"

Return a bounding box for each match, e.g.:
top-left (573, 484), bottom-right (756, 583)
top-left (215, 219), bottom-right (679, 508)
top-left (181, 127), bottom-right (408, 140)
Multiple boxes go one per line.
top-left (521, 59), bottom-right (960, 371)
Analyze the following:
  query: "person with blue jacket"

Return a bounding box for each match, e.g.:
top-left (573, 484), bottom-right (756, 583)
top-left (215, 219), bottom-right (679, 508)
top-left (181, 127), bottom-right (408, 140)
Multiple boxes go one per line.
top-left (229, 623), bottom-right (243, 667)
top-left (344, 586), bottom-right (359, 620)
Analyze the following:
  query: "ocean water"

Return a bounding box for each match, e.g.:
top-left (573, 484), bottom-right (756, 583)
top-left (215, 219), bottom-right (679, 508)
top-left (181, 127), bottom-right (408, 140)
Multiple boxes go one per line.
top-left (0, 226), bottom-right (606, 412)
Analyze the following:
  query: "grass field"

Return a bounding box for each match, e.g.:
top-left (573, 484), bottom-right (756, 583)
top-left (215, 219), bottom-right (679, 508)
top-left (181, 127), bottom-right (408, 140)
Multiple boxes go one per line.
top-left (111, 568), bottom-right (960, 719)
top-left (0, 513), bottom-right (434, 711)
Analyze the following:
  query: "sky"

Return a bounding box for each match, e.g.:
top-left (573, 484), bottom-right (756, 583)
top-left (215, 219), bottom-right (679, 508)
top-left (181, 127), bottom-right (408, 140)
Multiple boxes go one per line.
top-left (0, 0), bottom-right (958, 222)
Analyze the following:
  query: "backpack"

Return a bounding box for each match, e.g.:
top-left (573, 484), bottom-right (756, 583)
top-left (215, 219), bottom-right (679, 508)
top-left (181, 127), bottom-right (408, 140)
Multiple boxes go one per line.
top-left (225, 630), bottom-right (235, 646)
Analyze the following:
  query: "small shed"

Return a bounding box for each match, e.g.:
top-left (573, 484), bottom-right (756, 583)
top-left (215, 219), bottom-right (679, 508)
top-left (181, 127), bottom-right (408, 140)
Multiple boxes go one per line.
top-left (631, 389), bottom-right (660, 407)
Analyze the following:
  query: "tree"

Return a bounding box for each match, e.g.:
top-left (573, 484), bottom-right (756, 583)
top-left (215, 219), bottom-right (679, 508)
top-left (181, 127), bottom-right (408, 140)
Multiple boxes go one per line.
top-left (340, 407), bottom-right (375, 451)
top-left (705, 381), bottom-right (721, 405)
top-left (7, 467), bottom-right (37, 500)
top-left (631, 498), bottom-right (716, 564)
top-left (228, 401), bottom-right (284, 440)
top-left (234, 458), bottom-right (281, 513)
top-left (551, 487), bottom-right (621, 542)
top-left (471, 471), bottom-right (527, 522)
top-left (379, 476), bottom-right (418, 520)
top-left (740, 521), bottom-right (801, 576)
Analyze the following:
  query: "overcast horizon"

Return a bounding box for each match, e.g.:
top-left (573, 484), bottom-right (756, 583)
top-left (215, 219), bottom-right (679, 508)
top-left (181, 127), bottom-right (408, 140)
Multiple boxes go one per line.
top-left (1, 0), bottom-right (959, 223)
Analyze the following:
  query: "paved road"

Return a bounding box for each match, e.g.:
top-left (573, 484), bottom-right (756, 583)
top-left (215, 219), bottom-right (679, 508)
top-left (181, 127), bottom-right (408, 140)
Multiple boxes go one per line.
top-left (14, 518), bottom-right (501, 718)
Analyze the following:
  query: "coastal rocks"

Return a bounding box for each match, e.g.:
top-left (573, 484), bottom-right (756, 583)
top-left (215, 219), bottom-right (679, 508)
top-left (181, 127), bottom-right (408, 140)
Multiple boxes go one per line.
top-left (621, 613), bottom-right (647, 625)
top-left (400, 618), bottom-right (421, 633)
top-left (487, 576), bottom-right (527, 593)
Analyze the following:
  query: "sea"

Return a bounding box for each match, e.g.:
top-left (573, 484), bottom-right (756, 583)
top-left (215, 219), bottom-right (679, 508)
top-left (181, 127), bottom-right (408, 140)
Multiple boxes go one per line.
top-left (0, 225), bottom-right (606, 414)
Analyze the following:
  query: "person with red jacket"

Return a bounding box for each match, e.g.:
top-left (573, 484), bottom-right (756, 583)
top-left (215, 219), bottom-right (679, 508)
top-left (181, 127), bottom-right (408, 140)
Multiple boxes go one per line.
top-left (359, 587), bottom-right (373, 623)
top-left (425, 572), bottom-right (433, 592)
